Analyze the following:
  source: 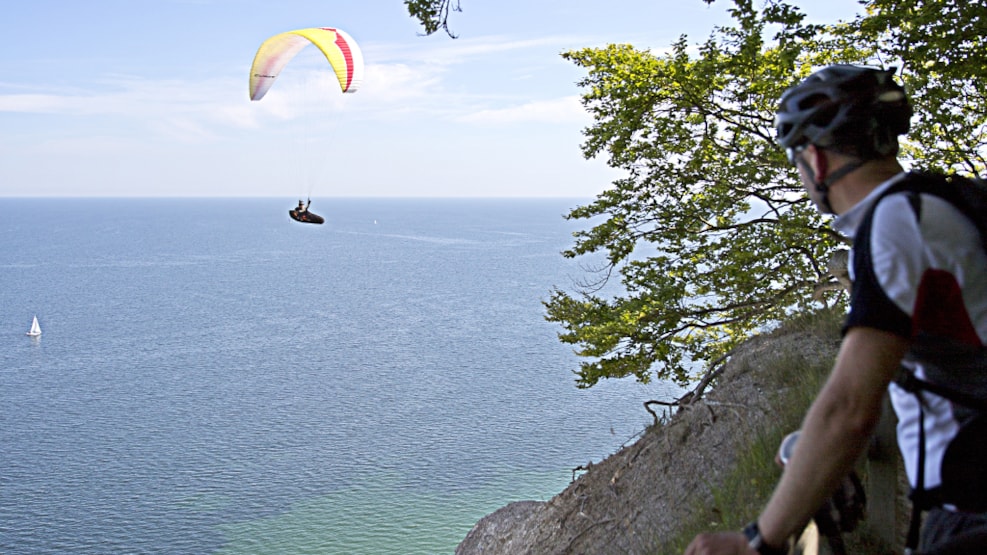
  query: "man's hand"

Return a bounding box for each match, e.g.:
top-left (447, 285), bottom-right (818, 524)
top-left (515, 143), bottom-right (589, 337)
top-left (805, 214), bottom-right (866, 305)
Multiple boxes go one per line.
top-left (684, 531), bottom-right (756, 554)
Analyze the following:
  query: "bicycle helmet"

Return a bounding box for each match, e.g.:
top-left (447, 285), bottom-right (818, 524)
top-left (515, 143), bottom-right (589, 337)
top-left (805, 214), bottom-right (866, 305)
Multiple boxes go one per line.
top-left (775, 65), bottom-right (911, 160)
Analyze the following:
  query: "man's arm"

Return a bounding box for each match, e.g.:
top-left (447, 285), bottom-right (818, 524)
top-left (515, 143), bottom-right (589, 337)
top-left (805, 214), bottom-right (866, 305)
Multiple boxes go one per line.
top-left (759, 326), bottom-right (908, 545)
top-left (686, 326), bottom-right (908, 554)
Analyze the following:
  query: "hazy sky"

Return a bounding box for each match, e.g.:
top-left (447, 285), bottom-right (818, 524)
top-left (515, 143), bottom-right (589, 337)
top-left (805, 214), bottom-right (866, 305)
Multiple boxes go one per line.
top-left (1, 0), bottom-right (863, 198)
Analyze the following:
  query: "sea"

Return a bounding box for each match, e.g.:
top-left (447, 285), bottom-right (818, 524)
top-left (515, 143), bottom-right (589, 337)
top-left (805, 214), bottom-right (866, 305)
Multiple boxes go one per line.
top-left (0, 198), bottom-right (680, 555)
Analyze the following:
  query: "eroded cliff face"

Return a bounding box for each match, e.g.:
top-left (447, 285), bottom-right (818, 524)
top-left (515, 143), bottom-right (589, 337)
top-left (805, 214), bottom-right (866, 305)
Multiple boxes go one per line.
top-left (456, 324), bottom-right (841, 555)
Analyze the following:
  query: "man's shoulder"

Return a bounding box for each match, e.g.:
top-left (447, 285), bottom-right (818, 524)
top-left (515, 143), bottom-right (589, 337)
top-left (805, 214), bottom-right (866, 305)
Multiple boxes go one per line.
top-left (866, 171), bottom-right (987, 230)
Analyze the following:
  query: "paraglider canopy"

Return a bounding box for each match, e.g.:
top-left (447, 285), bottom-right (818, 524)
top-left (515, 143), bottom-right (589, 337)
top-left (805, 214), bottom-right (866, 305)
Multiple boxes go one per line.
top-left (249, 27), bottom-right (364, 101)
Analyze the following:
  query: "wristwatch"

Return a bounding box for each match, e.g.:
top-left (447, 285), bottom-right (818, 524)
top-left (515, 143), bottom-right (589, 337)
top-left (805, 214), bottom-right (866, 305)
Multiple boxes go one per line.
top-left (742, 521), bottom-right (787, 555)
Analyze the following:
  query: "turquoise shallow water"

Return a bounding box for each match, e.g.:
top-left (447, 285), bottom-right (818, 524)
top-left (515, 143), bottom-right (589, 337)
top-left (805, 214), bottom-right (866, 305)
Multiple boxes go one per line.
top-left (0, 198), bottom-right (679, 554)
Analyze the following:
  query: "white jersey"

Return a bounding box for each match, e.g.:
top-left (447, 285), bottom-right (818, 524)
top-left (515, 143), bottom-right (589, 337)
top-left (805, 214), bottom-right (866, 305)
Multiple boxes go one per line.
top-left (834, 172), bottom-right (987, 510)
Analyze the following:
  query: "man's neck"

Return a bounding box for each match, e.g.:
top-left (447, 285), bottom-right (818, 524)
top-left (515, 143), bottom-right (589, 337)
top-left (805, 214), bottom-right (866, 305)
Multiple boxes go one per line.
top-left (828, 159), bottom-right (904, 215)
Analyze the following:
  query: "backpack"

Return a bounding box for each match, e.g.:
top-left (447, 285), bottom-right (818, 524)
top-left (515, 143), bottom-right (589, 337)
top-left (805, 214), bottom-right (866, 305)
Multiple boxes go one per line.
top-left (858, 170), bottom-right (987, 551)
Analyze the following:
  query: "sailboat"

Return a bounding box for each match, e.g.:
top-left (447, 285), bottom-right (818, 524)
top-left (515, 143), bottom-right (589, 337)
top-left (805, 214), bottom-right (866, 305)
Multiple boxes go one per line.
top-left (26, 315), bottom-right (41, 337)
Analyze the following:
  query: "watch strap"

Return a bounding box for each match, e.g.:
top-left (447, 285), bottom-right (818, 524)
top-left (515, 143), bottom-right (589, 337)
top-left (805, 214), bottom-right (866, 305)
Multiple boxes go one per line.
top-left (742, 521), bottom-right (787, 555)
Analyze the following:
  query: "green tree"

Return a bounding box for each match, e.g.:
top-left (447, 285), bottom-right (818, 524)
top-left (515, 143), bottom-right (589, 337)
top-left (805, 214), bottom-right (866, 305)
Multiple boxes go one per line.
top-left (400, 0), bottom-right (986, 391)
top-left (544, 0), bottom-right (985, 389)
top-left (852, 0), bottom-right (986, 174)
top-left (544, 0), bottom-right (849, 388)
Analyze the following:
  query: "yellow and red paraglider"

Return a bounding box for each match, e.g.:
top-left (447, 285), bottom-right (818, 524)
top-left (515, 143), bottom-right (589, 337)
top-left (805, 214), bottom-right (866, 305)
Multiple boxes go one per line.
top-left (249, 27), bottom-right (364, 101)
top-left (249, 27), bottom-right (364, 224)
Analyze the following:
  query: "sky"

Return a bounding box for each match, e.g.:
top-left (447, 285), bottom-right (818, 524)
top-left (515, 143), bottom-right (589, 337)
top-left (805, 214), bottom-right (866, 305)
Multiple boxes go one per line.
top-left (0, 0), bottom-right (865, 198)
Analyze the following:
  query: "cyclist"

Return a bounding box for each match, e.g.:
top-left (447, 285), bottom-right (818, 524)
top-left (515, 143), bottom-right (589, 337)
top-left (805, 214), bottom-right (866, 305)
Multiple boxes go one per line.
top-left (686, 65), bottom-right (987, 554)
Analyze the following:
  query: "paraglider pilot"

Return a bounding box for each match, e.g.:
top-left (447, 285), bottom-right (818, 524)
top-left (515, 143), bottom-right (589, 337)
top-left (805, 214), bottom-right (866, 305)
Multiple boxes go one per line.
top-left (289, 197), bottom-right (323, 224)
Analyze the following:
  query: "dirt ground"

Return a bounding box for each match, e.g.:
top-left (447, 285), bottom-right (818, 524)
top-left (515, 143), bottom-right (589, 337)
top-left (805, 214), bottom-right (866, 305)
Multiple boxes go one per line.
top-left (454, 322), bottom-right (865, 555)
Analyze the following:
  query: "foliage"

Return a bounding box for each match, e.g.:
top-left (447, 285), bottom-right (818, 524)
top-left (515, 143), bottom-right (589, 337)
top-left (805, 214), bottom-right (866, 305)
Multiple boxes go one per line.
top-left (402, 0), bottom-right (719, 37)
top-left (544, 0), bottom-right (854, 388)
top-left (543, 0), bottom-right (987, 389)
top-left (404, 0), bottom-right (461, 37)
top-left (399, 0), bottom-right (987, 389)
top-left (850, 0), bottom-right (987, 175)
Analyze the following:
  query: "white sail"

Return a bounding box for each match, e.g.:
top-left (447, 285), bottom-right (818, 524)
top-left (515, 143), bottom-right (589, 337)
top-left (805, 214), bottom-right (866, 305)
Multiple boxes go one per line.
top-left (27, 315), bottom-right (41, 337)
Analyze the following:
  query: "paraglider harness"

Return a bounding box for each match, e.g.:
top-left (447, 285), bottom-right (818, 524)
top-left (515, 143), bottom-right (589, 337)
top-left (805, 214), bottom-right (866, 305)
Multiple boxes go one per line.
top-left (856, 171), bottom-right (987, 553)
top-left (289, 198), bottom-right (324, 225)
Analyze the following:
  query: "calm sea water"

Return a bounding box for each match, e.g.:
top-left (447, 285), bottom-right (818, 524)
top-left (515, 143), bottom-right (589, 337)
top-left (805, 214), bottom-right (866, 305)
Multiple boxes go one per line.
top-left (0, 198), bottom-right (678, 555)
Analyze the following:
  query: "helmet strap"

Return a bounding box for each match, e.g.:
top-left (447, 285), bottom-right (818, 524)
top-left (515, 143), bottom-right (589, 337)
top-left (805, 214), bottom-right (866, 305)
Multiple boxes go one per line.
top-left (797, 155), bottom-right (864, 215)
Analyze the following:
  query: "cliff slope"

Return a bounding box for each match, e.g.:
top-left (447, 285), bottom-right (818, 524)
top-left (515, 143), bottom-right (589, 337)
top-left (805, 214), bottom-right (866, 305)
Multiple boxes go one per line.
top-left (456, 320), bottom-right (842, 554)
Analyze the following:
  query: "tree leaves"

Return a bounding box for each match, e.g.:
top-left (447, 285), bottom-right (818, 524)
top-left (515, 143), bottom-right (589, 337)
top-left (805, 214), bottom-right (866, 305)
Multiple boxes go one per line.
top-left (404, 0), bottom-right (461, 37)
top-left (852, 0), bottom-right (987, 174)
top-left (546, 2), bottom-right (842, 387)
top-left (399, 0), bottom-right (986, 390)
